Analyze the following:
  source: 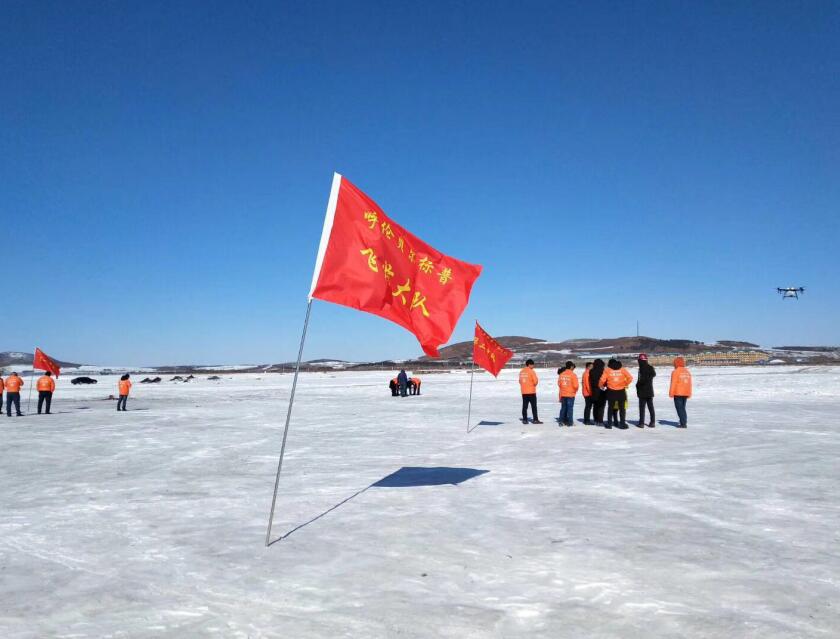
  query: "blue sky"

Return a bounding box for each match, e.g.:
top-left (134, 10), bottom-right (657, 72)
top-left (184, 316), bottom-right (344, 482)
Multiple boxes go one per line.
top-left (2, 1), bottom-right (838, 365)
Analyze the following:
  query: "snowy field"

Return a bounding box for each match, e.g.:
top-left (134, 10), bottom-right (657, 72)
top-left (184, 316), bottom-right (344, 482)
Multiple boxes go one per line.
top-left (1, 366), bottom-right (839, 638)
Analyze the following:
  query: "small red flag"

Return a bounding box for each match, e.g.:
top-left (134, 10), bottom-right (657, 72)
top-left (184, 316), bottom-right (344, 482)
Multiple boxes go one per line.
top-left (473, 322), bottom-right (514, 377)
top-left (33, 348), bottom-right (61, 377)
top-left (309, 174), bottom-right (482, 357)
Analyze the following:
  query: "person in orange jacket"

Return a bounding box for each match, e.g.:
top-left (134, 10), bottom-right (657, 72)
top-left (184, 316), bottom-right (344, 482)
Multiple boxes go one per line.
top-left (5, 372), bottom-right (23, 417)
top-left (409, 377), bottom-right (422, 395)
top-left (36, 371), bottom-right (56, 414)
top-left (557, 361), bottom-right (579, 426)
top-left (0, 374), bottom-right (4, 416)
top-left (599, 359), bottom-right (633, 429)
top-left (580, 362), bottom-right (594, 424)
top-left (669, 357), bottom-right (693, 428)
top-left (519, 359), bottom-right (542, 424)
top-left (117, 374), bottom-right (132, 411)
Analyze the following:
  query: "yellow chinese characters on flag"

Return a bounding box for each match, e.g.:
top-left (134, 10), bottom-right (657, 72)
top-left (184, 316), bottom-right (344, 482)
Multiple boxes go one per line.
top-left (473, 322), bottom-right (514, 377)
top-left (309, 174), bottom-right (482, 357)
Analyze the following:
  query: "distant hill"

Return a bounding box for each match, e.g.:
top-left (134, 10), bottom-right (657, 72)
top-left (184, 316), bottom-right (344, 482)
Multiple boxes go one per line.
top-left (0, 351), bottom-right (81, 369)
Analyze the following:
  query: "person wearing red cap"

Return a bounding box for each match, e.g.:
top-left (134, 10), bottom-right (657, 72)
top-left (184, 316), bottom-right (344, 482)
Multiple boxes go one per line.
top-left (669, 357), bottom-right (692, 427)
top-left (635, 353), bottom-right (657, 427)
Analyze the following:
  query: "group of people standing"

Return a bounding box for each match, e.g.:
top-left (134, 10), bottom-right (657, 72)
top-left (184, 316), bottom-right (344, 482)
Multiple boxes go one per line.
top-left (519, 355), bottom-right (693, 428)
top-left (0, 372), bottom-right (134, 416)
top-left (389, 370), bottom-right (422, 397)
top-left (0, 371), bottom-right (57, 416)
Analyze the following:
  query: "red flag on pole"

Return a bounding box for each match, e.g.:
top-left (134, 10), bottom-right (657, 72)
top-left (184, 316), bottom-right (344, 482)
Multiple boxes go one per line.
top-left (309, 174), bottom-right (482, 357)
top-left (473, 322), bottom-right (514, 377)
top-left (33, 348), bottom-right (61, 377)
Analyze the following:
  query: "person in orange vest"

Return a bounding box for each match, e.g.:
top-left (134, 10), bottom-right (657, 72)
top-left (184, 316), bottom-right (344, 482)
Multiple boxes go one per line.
top-left (0, 374), bottom-right (4, 416)
top-left (669, 357), bottom-right (693, 428)
top-left (5, 372), bottom-right (23, 417)
top-left (580, 362), bottom-right (593, 424)
top-left (557, 362), bottom-right (579, 426)
top-left (36, 371), bottom-right (56, 414)
top-left (519, 359), bottom-right (542, 424)
top-left (409, 377), bottom-right (422, 395)
top-left (117, 374), bottom-right (132, 411)
top-left (599, 359), bottom-right (633, 429)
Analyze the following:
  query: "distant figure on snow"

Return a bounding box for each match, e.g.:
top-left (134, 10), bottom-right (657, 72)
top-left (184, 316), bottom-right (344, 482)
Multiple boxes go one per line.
top-left (117, 374), bottom-right (132, 412)
top-left (397, 370), bottom-right (409, 397)
top-left (669, 357), bottom-right (692, 428)
top-left (519, 359), bottom-right (542, 424)
top-left (589, 359), bottom-right (607, 425)
top-left (0, 374), bottom-right (4, 415)
top-left (599, 359), bottom-right (633, 429)
top-left (5, 372), bottom-right (23, 417)
top-left (581, 362), bottom-right (593, 424)
top-left (36, 371), bottom-right (56, 414)
top-left (409, 377), bottom-right (422, 395)
top-left (557, 362), bottom-right (579, 426)
top-left (636, 353), bottom-right (656, 428)
top-left (389, 378), bottom-right (399, 397)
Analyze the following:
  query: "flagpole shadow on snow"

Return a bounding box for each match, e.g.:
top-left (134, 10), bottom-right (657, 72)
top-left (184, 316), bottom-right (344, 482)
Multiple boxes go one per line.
top-left (467, 420), bottom-right (505, 434)
top-left (269, 467), bottom-right (489, 545)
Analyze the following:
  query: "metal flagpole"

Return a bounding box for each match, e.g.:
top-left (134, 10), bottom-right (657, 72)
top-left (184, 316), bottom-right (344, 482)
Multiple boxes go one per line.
top-left (265, 299), bottom-right (313, 546)
top-left (466, 361), bottom-right (475, 432)
top-left (26, 353), bottom-right (36, 413)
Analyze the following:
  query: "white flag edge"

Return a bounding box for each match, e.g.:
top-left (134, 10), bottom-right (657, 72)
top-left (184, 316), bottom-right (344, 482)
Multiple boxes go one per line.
top-left (308, 172), bottom-right (343, 300)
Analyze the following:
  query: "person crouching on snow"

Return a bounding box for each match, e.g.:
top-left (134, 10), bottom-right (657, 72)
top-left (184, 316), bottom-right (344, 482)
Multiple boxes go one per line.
top-left (599, 359), bottom-right (633, 429)
top-left (557, 362), bottom-right (579, 426)
top-left (389, 378), bottom-right (399, 396)
top-left (669, 357), bottom-right (692, 428)
top-left (410, 377), bottom-right (421, 395)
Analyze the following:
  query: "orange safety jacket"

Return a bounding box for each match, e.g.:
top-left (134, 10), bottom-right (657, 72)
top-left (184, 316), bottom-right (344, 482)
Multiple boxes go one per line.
top-left (599, 368), bottom-right (633, 391)
top-left (0, 377), bottom-right (4, 392)
top-left (410, 377), bottom-right (421, 385)
top-left (119, 380), bottom-right (132, 396)
top-left (558, 370), bottom-right (579, 398)
top-left (5, 375), bottom-right (22, 392)
top-left (581, 369), bottom-right (592, 397)
top-left (37, 376), bottom-right (56, 392)
top-left (669, 366), bottom-right (692, 398)
top-left (519, 367), bottom-right (538, 394)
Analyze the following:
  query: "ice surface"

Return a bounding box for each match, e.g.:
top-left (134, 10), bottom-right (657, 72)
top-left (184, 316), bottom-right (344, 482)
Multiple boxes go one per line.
top-left (1, 367), bottom-right (838, 638)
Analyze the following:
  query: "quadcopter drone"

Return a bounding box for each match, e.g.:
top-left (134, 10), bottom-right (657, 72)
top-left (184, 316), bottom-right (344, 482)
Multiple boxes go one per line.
top-left (777, 287), bottom-right (805, 299)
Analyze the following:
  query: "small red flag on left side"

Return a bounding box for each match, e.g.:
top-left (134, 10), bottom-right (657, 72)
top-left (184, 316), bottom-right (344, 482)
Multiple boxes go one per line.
top-left (473, 322), bottom-right (514, 377)
top-left (33, 348), bottom-right (61, 377)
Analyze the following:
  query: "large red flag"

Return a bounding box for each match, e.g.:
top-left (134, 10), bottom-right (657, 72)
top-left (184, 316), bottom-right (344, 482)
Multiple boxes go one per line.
top-left (309, 174), bottom-right (482, 357)
top-left (473, 322), bottom-right (514, 377)
top-left (33, 348), bottom-right (61, 377)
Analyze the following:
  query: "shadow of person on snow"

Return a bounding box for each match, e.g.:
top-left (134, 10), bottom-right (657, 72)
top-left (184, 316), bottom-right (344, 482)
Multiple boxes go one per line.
top-left (658, 419), bottom-right (682, 427)
top-left (271, 466), bottom-right (489, 544)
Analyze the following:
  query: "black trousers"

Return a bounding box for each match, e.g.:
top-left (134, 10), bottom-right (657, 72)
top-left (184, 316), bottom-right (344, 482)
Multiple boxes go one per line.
top-left (583, 396), bottom-right (594, 423)
top-left (117, 394), bottom-right (128, 411)
top-left (6, 392), bottom-right (21, 416)
top-left (37, 391), bottom-right (53, 414)
top-left (521, 394), bottom-right (538, 421)
top-left (592, 396), bottom-right (607, 423)
top-left (639, 397), bottom-right (655, 425)
top-left (0, 392), bottom-right (3, 414)
top-left (606, 389), bottom-right (626, 425)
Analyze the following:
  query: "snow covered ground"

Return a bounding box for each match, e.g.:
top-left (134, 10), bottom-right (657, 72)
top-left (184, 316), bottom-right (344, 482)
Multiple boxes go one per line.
top-left (1, 366), bottom-right (838, 638)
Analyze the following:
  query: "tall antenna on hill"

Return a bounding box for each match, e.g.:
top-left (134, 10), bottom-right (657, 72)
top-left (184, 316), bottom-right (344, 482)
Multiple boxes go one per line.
top-left (636, 320), bottom-right (639, 337)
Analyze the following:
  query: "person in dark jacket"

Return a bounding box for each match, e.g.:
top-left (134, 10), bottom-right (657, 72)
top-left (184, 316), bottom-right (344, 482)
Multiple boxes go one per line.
top-left (388, 378), bottom-right (399, 397)
top-left (581, 362), bottom-right (594, 424)
top-left (589, 359), bottom-right (607, 425)
top-left (635, 353), bottom-right (656, 428)
top-left (397, 370), bottom-right (409, 397)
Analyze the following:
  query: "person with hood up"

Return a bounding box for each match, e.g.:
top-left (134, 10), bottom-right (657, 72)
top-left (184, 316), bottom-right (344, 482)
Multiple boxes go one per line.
top-left (117, 374), bottom-right (132, 411)
top-left (589, 359), bottom-right (607, 425)
top-left (599, 359), bottom-right (633, 429)
top-left (397, 369), bottom-right (409, 397)
top-left (581, 362), bottom-right (594, 424)
top-left (519, 359), bottom-right (543, 424)
top-left (635, 353), bottom-right (656, 428)
top-left (669, 357), bottom-right (692, 427)
top-left (557, 361), bottom-right (579, 426)
top-left (5, 372), bottom-right (24, 417)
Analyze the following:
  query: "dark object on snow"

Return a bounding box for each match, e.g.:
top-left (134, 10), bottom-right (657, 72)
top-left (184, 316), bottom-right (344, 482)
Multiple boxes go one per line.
top-left (185, 374), bottom-right (195, 380)
top-left (71, 376), bottom-right (98, 385)
top-left (140, 377), bottom-right (162, 384)
top-left (170, 376), bottom-right (183, 381)
top-left (207, 375), bottom-right (221, 381)
top-left (389, 378), bottom-right (398, 396)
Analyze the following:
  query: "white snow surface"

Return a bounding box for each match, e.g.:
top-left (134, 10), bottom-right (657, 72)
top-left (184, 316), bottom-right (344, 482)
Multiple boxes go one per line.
top-left (1, 366), bottom-right (839, 638)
